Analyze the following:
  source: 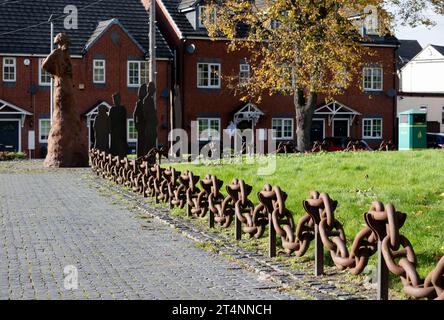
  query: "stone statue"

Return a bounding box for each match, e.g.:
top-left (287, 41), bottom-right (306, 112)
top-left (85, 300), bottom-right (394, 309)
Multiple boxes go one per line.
top-left (41, 33), bottom-right (88, 167)
top-left (144, 82), bottom-right (158, 152)
top-left (109, 93), bottom-right (128, 158)
top-left (93, 105), bottom-right (110, 152)
top-left (134, 84), bottom-right (148, 158)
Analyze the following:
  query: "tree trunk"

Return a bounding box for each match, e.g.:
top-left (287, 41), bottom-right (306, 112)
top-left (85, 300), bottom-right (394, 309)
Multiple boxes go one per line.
top-left (294, 89), bottom-right (317, 152)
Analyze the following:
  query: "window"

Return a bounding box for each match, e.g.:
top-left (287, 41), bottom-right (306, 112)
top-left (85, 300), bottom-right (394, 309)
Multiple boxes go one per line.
top-left (363, 67), bottom-right (383, 91)
top-left (442, 106), bottom-right (444, 125)
top-left (39, 119), bottom-right (51, 143)
top-left (239, 64), bottom-right (250, 86)
top-left (420, 105), bottom-right (428, 120)
top-left (362, 118), bottom-right (382, 139)
top-left (272, 118), bottom-right (294, 140)
top-left (197, 63), bottom-right (221, 88)
top-left (198, 5), bottom-right (217, 28)
top-left (3, 57), bottom-right (16, 82)
top-left (127, 119), bottom-right (138, 142)
top-left (128, 61), bottom-right (149, 87)
top-left (93, 59), bottom-right (106, 84)
top-left (198, 118), bottom-right (220, 141)
top-left (39, 58), bottom-right (51, 86)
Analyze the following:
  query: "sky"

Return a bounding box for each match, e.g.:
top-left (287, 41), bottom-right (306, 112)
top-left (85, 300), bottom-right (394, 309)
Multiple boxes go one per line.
top-left (394, 13), bottom-right (444, 47)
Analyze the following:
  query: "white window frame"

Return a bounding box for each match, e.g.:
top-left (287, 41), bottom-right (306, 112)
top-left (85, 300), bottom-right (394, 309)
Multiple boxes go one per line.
top-left (93, 59), bottom-right (106, 84)
top-left (38, 58), bottom-right (51, 86)
top-left (197, 63), bottom-right (221, 89)
top-left (127, 119), bottom-right (138, 143)
top-left (197, 118), bottom-right (221, 141)
top-left (239, 63), bottom-right (250, 86)
top-left (362, 118), bottom-right (383, 139)
top-left (39, 119), bottom-right (51, 143)
top-left (198, 5), bottom-right (217, 28)
top-left (3, 57), bottom-right (16, 82)
top-left (127, 61), bottom-right (148, 87)
top-left (363, 66), bottom-right (383, 91)
top-left (272, 118), bottom-right (294, 140)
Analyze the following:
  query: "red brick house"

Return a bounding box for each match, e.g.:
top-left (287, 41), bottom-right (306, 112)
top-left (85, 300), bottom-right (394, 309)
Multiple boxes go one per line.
top-left (0, 0), bottom-right (400, 158)
top-left (153, 0), bottom-right (399, 149)
top-left (0, 0), bottom-right (172, 158)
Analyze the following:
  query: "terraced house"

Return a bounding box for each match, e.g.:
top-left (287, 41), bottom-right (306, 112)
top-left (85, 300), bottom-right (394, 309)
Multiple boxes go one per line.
top-left (0, 0), bottom-right (400, 157)
top-left (0, 0), bottom-right (172, 157)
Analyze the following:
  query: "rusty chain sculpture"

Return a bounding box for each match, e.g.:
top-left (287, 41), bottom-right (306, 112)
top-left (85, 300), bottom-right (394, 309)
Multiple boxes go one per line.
top-left (89, 150), bottom-right (443, 300)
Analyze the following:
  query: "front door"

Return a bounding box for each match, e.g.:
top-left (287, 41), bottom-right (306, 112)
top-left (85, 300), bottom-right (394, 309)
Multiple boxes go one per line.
top-left (0, 120), bottom-right (19, 152)
top-left (311, 120), bottom-right (325, 142)
top-left (333, 119), bottom-right (349, 138)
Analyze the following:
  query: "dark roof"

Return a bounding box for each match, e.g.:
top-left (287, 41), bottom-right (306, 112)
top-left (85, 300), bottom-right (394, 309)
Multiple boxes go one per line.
top-left (0, 0), bottom-right (172, 58)
top-left (161, 0), bottom-right (399, 43)
top-left (398, 40), bottom-right (422, 67)
top-left (431, 45), bottom-right (444, 56)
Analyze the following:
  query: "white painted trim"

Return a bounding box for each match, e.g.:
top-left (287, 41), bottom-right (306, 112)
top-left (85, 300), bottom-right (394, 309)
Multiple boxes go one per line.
top-left (272, 118), bottom-right (294, 140)
top-left (0, 53), bottom-right (83, 58)
top-left (127, 118), bottom-right (138, 143)
top-left (127, 60), bottom-right (148, 88)
top-left (197, 62), bottom-right (221, 89)
top-left (158, 0), bottom-right (184, 40)
top-left (2, 57), bottom-right (16, 82)
top-left (38, 118), bottom-right (51, 143)
top-left (363, 66), bottom-right (383, 92)
top-left (0, 119), bottom-right (21, 152)
top-left (197, 117), bottom-right (221, 141)
top-left (93, 59), bottom-right (106, 84)
top-left (0, 99), bottom-right (32, 115)
top-left (38, 58), bottom-right (51, 86)
top-left (362, 118), bottom-right (383, 139)
top-left (312, 118), bottom-right (326, 140)
top-left (332, 118), bottom-right (350, 137)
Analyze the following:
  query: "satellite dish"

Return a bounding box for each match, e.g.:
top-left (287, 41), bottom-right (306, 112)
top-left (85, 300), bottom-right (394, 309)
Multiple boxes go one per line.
top-left (186, 43), bottom-right (196, 54)
top-left (386, 88), bottom-right (396, 98)
top-left (24, 59), bottom-right (31, 66)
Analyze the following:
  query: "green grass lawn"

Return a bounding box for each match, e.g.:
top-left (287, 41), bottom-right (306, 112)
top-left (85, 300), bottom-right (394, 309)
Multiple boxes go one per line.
top-left (168, 150), bottom-right (444, 280)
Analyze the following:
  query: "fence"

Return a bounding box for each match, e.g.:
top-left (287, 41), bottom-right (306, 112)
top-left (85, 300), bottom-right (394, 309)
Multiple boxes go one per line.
top-left (89, 148), bottom-right (443, 300)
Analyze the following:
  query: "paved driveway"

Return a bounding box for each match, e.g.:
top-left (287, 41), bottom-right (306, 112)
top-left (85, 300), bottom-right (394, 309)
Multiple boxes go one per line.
top-left (0, 163), bottom-right (297, 300)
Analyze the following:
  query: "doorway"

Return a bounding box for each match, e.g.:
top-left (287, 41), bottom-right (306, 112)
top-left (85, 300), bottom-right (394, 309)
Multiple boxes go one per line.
top-left (0, 120), bottom-right (20, 152)
top-left (333, 119), bottom-right (349, 138)
top-left (311, 119), bottom-right (325, 142)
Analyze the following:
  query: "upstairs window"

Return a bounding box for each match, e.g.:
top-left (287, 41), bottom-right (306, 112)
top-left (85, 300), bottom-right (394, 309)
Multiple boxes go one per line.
top-left (197, 63), bottom-right (221, 89)
top-left (198, 5), bottom-right (217, 28)
top-left (128, 61), bottom-right (148, 87)
top-left (239, 63), bottom-right (250, 86)
top-left (93, 59), bottom-right (106, 84)
top-left (363, 66), bottom-right (383, 91)
top-left (3, 57), bottom-right (16, 82)
top-left (39, 58), bottom-right (51, 86)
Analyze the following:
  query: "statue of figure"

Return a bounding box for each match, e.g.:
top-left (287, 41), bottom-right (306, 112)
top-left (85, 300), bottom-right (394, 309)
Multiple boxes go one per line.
top-left (144, 81), bottom-right (158, 152)
top-left (109, 93), bottom-right (128, 158)
top-left (93, 105), bottom-right (110, 152)
top-left (134, 84), bottom-right (148, 158)
top-left (41, 33), bottom-right (88, 167)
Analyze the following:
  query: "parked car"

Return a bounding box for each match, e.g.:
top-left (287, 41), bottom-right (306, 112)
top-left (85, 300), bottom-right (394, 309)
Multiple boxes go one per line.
top-left (311, 137), bottom-right (373, 152)
top-left (427, 133), bottom-right (444, 149)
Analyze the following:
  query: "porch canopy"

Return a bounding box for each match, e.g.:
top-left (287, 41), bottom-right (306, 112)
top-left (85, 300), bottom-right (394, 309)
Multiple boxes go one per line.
top-left (233, 102), bottom-right (264, 127)
top-left (0, 99), bottom-right (32, 126)
top-left (315, 100), bottom-right (361, 126)
top-left (84, 101), bottom-right (112, 124)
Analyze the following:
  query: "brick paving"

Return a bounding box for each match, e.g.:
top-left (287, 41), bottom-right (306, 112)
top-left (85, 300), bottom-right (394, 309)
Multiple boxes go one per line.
top-left (0, 162), bottom-right (299, 300)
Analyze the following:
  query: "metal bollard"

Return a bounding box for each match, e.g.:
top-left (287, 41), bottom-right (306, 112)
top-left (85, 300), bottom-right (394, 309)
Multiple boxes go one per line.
top-left (314, 224), bottom-right (324, 276)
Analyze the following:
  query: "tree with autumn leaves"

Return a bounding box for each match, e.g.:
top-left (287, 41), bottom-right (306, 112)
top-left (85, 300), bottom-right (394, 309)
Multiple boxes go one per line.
top-left (204, 0), bottom-right (443, 151)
